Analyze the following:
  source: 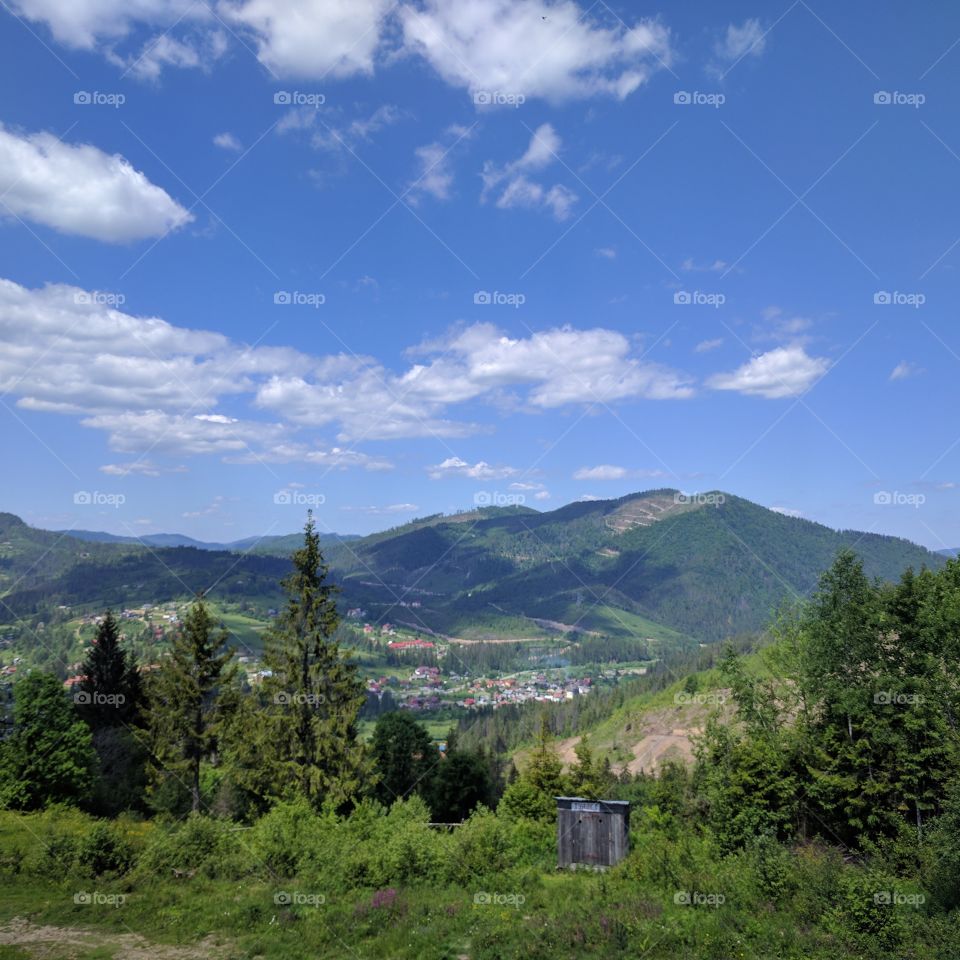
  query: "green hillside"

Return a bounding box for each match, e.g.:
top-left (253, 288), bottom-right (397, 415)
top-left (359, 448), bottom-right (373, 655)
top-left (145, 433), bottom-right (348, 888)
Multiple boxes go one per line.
top-left (0, 492), bottom-right (944, 646)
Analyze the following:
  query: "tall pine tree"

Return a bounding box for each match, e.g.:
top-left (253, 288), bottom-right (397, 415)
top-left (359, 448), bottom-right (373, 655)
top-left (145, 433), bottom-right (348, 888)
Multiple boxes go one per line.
top-left (146, 598), bottom-right (235, 813)
top-left (254, 512), bottom-right (369, 808)
top-left (76, 610), bottom-right (142, 728)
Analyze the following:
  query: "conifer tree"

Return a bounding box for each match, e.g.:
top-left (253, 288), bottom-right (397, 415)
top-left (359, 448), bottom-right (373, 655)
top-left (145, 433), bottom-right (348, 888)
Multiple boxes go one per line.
top-left (76, 610), bottom-right (142, 728)
top-left (146, 598), bottom-right (235, 813)
top-left (254, 512), bottom-right (369, 808)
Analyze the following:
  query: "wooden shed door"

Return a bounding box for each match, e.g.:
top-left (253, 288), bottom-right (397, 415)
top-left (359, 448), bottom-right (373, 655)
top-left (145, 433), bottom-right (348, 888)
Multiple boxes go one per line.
top-left (573, 812), bottom-right (608, 865)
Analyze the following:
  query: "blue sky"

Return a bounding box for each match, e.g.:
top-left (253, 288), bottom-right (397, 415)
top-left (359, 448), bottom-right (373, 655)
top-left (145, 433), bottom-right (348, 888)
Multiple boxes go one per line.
top-left (0, 0), bottom-right (958, 548)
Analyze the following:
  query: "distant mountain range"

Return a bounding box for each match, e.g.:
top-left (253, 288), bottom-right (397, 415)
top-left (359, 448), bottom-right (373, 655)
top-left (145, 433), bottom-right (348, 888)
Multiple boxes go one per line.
top-left (0, 491), bottom-right (948, 645)
top-left (62, 529), bottom-right (356, 552)
top-left (936, 548), bottom-right (960, 558)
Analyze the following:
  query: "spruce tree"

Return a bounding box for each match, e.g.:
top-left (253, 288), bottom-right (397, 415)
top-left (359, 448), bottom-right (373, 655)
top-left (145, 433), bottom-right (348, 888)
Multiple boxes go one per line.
top-left (146, 598), bottom-right (235, 813)
top-left (256, 512), bottom-right (369, 808)
top-left (76, 610), bottom-right (142, 728)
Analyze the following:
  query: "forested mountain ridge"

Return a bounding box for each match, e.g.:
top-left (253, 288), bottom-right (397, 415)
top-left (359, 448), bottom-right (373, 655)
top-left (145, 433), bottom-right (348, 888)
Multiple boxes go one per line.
top-left (1, 491), bottom-right (944, 643)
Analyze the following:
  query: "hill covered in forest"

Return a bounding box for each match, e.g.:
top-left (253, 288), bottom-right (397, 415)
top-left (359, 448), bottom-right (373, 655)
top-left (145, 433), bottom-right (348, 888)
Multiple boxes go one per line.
top-left (1, 491), bottom-right (944, 645)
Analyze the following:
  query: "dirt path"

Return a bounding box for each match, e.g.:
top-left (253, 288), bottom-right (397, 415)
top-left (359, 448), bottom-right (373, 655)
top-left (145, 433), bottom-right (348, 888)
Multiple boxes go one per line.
top-left (0, 917), bottom-right (232, 960)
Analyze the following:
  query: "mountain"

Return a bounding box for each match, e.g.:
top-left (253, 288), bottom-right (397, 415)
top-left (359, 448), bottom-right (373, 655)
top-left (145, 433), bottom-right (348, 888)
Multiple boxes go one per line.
top-left (313, 490), bottom-right (945, 643)
top-left (63, 529), bottom-right (356, 552)
top-left (0, 513), bottom-right (291, 618)
top-left (937, 548), bottom-right (960, 558)
top-left (1, 492), bottom-right (946, 644)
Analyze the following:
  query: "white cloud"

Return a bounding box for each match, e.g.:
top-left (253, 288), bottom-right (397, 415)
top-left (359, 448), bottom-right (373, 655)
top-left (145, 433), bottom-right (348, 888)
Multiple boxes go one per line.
top-left (8, 0), bottom-right (199, 48)
top-left (574, 464), bottom-right (627, 481)
top-left (707, 346), bottom-right (830, 399)
top-left (428, 457), bottom-right (518, 480)
top-left (682, 257), bottom-right (728, 272)
top-left (509, 481), bottom-right (544, 491)
top-left (533, 490), bottom-right (551, 501)
top-left (100, 460), bottom-right (187, 477)
top-left (406, 125), bottom-right (475, 204)
top-left (399, 0), bottom-right (672, 103)
top-left (306, 104), bottom-right (402, 152)
top-left (595, 247), bottom-right (617, 260)
top-left (481, 123), bottom-right (577, 220)
top-left (213, 132), bottom-right (243, 151)
top-left (341, 503), bottom-right (419, 514)
top-left (223, 0), bottom-right (392, 78)
top-left (890, 361), bottom-right (924, 381)
top-left (695, 338), bottom-right (724, 353)
top-left (715, 18), bottom-right (766, 63)
top-left (11, 0), bottom-right (675, 98)
top-left (770, 505), bottom-right (803, 518)
top-left (117, 29), bottom-right (227, 81)
top-left (0, 279), bottom-right (695, 468)
top-left (0, 125), bottom-right (193, 242)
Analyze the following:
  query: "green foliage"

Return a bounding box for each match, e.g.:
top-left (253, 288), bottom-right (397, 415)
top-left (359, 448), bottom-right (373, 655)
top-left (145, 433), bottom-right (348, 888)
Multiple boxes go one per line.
top-left (76, 610), bottom-right (142, 728)
top-left (0, 673), bottom-right (96, 810)
top-left (236, 514), bottom-right (369, 810)
top-left (369, 712), bottom-right (437, 806)
top-left (145, 598), bottom-right (236, 813)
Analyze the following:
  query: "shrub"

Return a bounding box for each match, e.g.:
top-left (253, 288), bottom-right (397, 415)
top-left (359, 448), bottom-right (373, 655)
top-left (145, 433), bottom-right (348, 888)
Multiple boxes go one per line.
top-left (77, 821), bottom-right (134, 877)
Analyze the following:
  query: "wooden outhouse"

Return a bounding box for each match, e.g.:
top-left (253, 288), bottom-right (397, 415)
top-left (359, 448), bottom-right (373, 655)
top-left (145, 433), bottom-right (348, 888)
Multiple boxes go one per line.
top-left (555, 796), bottom-right (630, 869)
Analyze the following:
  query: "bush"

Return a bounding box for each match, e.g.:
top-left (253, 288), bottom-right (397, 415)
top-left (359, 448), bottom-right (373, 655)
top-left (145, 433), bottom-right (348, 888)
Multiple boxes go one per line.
top-left (136, 814), bottom-right (247, 880)
top-left (77, 821), bottom-right (135, 876)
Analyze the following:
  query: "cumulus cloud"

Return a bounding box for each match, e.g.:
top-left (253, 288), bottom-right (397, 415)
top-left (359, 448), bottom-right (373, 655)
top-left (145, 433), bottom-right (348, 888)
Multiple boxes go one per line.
top-left (770, 505), bottom-right (803, 518)
top-left (222, 0), bottom-right (392, 78)
top-left (8, 0), bottom-right (199, 48)
top-left (695, 338), bottom-right (724, 353)
top-left (406, 124), bottom-right (476, 205)
top-left (707, 346), bottom-right (830, 399)
top-left (428, 457), bottom-right (517, 480)
top-left (0, 125), bottom-right (193, 242)
top-left (0, 279), bottom-right (696, 470)
top-left (481, 123), bottom-right (577, 220)
top-left (399, 0), bottom-right (672, 103)
top-left (11, 0), bottom-right (673, 98)
top-left (574, 465), bottom-right (627, 481)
